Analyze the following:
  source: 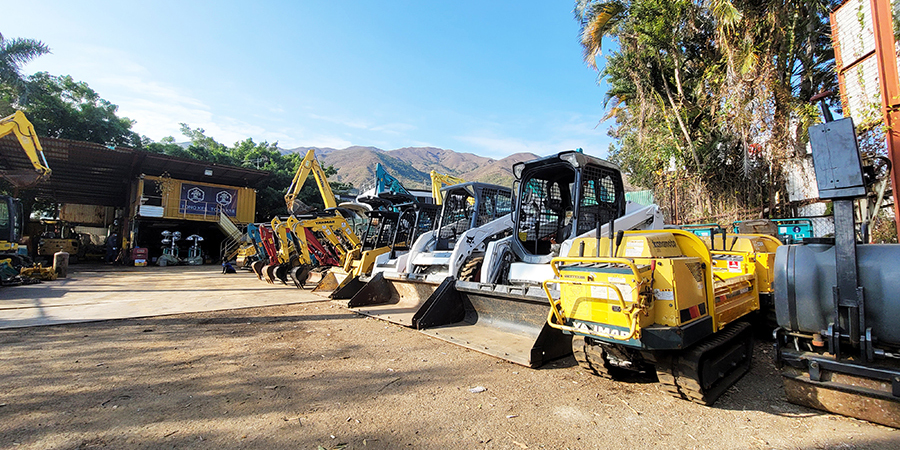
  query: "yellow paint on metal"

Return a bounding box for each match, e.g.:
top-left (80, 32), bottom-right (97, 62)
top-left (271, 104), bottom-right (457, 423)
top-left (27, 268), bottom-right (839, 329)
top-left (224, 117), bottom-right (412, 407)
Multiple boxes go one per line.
top-left (546, 229), bottom-right (760, 339)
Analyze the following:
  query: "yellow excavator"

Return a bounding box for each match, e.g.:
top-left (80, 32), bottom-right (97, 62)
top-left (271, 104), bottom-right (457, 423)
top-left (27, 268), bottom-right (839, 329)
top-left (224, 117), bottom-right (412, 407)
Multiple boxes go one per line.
top-left (0, 111), bottom-right (55, 282)
top-left (430, 170), bottom-right (465, 206)
top-left (240, 148), bottom-right (362, 279)
top-left (1, 111), bottom-right (51, 189)
top-left (285, 149), bottom-right (340, 214)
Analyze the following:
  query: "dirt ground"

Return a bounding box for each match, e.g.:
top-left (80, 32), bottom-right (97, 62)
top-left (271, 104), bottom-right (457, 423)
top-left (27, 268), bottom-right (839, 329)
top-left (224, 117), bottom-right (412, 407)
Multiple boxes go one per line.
top-left (1, 282), bottom-right (899, 449)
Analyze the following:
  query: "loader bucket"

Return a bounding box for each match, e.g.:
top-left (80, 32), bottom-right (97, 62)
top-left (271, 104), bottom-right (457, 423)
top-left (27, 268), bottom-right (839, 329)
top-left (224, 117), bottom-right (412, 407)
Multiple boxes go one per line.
top-left (311, 269), bottom-right (348, 296)
top-left (346, 272), bottom-right (442, 327)
top-left (414, 280), bottom-right (572, 368)
top-left (329, 275), bottom-right (367, 300)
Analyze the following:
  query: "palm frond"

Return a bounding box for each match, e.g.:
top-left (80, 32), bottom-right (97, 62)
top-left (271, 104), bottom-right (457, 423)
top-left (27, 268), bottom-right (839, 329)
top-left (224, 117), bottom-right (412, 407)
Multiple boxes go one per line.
top-left (575, 1), bottom-right (626, 68)
top-left (1, 37), bottom-right (51, 64)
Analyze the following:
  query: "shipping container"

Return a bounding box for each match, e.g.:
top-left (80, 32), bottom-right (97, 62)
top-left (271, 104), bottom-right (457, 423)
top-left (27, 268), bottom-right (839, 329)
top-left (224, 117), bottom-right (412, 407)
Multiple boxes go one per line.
top-left (132, 175), bottom-right (256, 224)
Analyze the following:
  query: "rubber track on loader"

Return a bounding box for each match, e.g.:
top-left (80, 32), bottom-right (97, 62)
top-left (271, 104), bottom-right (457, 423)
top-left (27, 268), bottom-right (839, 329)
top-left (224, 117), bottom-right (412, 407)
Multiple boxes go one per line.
top-left (656, 321), bottom-right (753, 405)
top-left (573, 336), bottom-right (616, 379)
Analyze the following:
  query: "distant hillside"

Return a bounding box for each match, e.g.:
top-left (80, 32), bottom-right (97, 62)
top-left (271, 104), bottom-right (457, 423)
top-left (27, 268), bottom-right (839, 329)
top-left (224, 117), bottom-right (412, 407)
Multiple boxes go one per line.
top-left (283, 146), bottom-right (540, 193)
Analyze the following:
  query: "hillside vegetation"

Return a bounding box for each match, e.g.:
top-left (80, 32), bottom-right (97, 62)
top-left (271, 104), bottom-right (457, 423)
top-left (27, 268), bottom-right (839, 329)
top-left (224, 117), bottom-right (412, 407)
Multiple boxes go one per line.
top-left (286, 146), bottom-right (541, 191)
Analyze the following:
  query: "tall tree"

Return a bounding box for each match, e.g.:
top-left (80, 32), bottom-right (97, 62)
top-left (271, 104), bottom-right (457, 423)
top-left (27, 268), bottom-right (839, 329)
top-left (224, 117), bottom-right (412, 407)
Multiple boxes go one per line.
top-left (575, 0), bottom-right (838, 222)
top-left (0, 32), bottom-right (51, 105)
top-left (4, 72), bottom-right (144, 148)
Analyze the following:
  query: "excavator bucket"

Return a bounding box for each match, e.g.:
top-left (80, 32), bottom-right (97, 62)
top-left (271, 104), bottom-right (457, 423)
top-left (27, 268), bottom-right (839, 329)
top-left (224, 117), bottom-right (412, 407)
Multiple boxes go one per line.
top-left (262, 264), bottom-right (277, 284)
top-left (346, 272), bottom-right (441, 326)
top-left (290, 266), bottom-right (310, 288)
top-left (250, 261), bottom-right (265, 280)
top-left (413, 279), bottom-right (572, 368)
top-left (273, 264), bottom-right (290, 285)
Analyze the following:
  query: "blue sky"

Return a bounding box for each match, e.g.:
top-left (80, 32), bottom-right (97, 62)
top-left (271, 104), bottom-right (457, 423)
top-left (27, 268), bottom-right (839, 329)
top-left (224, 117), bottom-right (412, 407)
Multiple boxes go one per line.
top-left (3, 1), bottom-right (615, 159)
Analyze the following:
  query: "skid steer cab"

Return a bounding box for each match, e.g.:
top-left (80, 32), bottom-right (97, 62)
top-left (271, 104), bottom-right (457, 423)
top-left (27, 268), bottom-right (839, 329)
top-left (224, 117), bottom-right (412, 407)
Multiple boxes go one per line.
top-left (545, 229), bottom-right (758, 405)
top-left (346, 181), bottom-right (513, 327)
top-left (411, 151), bottom-right (663, 368)
top-left (328, 201), bottom-right (441, 300)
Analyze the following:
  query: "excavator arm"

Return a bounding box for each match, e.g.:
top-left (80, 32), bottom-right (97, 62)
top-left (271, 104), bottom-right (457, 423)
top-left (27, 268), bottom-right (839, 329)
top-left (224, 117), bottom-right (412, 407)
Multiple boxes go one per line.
top-left (285, 149), bottom-right (337, 213)
top-left (429, 170), bottom-right (465, 205)
top-left (0, 111), bottom-right (52, 188)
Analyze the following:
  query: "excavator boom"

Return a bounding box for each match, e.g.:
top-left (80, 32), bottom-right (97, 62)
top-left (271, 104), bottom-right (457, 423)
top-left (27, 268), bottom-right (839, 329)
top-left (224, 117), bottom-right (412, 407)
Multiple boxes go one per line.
top-left (429, 170), bottom-right (465, 205)
top-left (0, 111), bottom-right (52, 188)
top-left (285, 149), bottom-right (337, 213)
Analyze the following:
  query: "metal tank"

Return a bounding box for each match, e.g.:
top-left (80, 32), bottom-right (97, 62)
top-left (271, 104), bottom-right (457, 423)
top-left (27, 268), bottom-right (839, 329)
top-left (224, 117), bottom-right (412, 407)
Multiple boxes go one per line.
top-left (775, 242), bottom-right (900, 348)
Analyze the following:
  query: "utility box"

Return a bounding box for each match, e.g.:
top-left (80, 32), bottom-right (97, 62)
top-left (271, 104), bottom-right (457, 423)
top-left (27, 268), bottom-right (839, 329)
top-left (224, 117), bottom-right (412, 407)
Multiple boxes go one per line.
top-left (808, 118), bottom-right (866, 200)
top-left (131, 247), bottom-right (148, 266)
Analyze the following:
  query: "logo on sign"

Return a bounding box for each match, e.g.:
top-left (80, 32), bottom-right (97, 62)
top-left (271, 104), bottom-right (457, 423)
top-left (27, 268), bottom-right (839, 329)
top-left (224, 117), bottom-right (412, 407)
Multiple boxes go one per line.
top-left (188, 187), bottom-right (205, 203)
top-left (216, 191), bottom-right (233, 206)
top-left (727, 260), bottom-right (741, 273)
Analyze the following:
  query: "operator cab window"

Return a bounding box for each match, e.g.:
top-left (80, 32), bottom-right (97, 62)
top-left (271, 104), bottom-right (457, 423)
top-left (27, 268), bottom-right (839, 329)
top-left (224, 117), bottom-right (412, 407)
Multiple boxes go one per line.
top-left (577, 165), bottom-right (622, 235)
top-left (516, 168), bottom-right (576, 256)
top-left (436, 189), bottom-right (474, 251)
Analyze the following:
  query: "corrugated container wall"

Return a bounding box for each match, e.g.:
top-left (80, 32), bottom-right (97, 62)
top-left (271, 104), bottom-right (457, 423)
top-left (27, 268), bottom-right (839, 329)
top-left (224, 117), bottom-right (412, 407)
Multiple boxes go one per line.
top-left (135, 175), bottom-right (256, 224)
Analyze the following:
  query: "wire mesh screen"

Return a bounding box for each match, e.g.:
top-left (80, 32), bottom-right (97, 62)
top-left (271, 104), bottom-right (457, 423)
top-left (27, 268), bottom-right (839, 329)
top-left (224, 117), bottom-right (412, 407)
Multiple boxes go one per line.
top-left (438, 190), bottom-right (475, 241)
top-left (516, 168), bottom-right (576, 255)
top-left (361, 215), bottom-right (400, 250)
top-left (576, 165), bottom-right (622, 235)
top-left (475, 188), bottom-right (513, 227)
top-left (413, 204), bottom-right (440, 240)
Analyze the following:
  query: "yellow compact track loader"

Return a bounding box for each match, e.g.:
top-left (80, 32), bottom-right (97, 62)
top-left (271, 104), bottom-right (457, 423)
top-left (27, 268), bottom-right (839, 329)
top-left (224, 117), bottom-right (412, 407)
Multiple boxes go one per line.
top-left (702, 230), bottom-right (780, 325)
top-left (545, 229), bottom-right (758, 405)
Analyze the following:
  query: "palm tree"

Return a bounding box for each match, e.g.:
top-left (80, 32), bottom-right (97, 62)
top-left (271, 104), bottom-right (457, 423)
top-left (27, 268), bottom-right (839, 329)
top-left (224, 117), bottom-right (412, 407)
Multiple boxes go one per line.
top-left (574, 0), bottom-right (625, 69)
top-left (0, 32), bottom-right (51, 104)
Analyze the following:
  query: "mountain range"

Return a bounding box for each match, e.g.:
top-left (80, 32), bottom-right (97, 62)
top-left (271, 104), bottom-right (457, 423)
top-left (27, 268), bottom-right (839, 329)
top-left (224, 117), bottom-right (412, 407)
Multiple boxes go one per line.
top-left (283, 146), bottom-right (540, 193)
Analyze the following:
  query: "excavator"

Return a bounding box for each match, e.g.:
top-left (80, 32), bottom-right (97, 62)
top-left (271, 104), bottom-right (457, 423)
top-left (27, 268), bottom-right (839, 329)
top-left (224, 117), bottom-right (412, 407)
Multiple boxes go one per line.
top-left (430, 170), bottom-right (465, 206)
top-left (318, 163), bottom-right (440, 298)
top-left (1, 111), bottom-right (54, 282)
top-left (0, 111), bottom-right (51, 189)
top-left (240, 148), bottom-right (363, 286)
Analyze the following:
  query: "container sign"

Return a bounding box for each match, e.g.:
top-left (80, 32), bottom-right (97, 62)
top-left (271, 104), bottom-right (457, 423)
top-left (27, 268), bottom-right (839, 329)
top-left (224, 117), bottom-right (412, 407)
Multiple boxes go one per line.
top-left (179, 183), bottom-right (238, 217)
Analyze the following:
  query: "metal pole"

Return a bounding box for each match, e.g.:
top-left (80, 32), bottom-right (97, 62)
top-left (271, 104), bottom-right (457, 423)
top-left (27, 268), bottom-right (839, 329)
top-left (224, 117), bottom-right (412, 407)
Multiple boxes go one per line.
top-left (870, 0), bottom-right (900, 235)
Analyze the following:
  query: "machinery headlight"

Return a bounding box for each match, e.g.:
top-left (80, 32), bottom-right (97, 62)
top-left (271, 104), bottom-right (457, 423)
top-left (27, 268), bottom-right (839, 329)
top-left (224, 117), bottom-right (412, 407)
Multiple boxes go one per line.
top-left (559, 151), bottom-right (581, 168)
top-left (513, 162), bottom-right (525, 180)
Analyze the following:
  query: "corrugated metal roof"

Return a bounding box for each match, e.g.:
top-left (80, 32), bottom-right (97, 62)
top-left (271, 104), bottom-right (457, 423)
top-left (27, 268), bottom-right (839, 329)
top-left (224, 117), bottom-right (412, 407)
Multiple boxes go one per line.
top-left (0, 135), bottom-right (269, 207)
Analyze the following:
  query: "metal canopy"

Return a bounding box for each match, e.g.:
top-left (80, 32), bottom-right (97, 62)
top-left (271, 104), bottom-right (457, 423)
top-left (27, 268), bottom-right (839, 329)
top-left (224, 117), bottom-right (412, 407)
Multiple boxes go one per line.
top-left (0, 135), bottom-right (269, 207)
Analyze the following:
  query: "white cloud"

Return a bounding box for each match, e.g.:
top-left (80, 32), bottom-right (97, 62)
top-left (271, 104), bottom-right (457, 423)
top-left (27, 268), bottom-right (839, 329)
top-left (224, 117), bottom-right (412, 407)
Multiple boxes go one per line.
top-left (456, 134), bottom-right (595, 159)
top-left (370, 122), bottom-right (416, 135)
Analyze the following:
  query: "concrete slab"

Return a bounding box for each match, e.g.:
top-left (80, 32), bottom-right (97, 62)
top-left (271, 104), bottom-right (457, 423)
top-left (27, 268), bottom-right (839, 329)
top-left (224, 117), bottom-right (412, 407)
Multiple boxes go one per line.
top-left (0, 265), bottom-right (330, 329)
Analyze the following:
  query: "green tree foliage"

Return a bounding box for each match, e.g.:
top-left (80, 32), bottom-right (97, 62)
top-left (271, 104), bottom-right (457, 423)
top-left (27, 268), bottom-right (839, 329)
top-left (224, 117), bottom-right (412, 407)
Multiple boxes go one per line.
top-left (575, 0), bottom-right (838, 222)
top-left (147, 126), bottom-right (352, 221)
top-left (0, 32), bottom-right (51, 100)
top-left (2, 72), bottom-right (143, 148)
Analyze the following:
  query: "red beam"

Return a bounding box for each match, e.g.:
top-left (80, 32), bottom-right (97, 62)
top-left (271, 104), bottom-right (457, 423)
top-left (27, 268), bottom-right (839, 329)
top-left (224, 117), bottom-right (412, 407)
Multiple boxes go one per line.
top-left (870, 0), bottom-right (900, 235)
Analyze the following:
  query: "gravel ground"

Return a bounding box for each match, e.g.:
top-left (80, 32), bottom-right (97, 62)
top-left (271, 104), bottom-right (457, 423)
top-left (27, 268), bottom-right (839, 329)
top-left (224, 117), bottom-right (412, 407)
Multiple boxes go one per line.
top-left (1, 301), bottom-right (898, 450)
